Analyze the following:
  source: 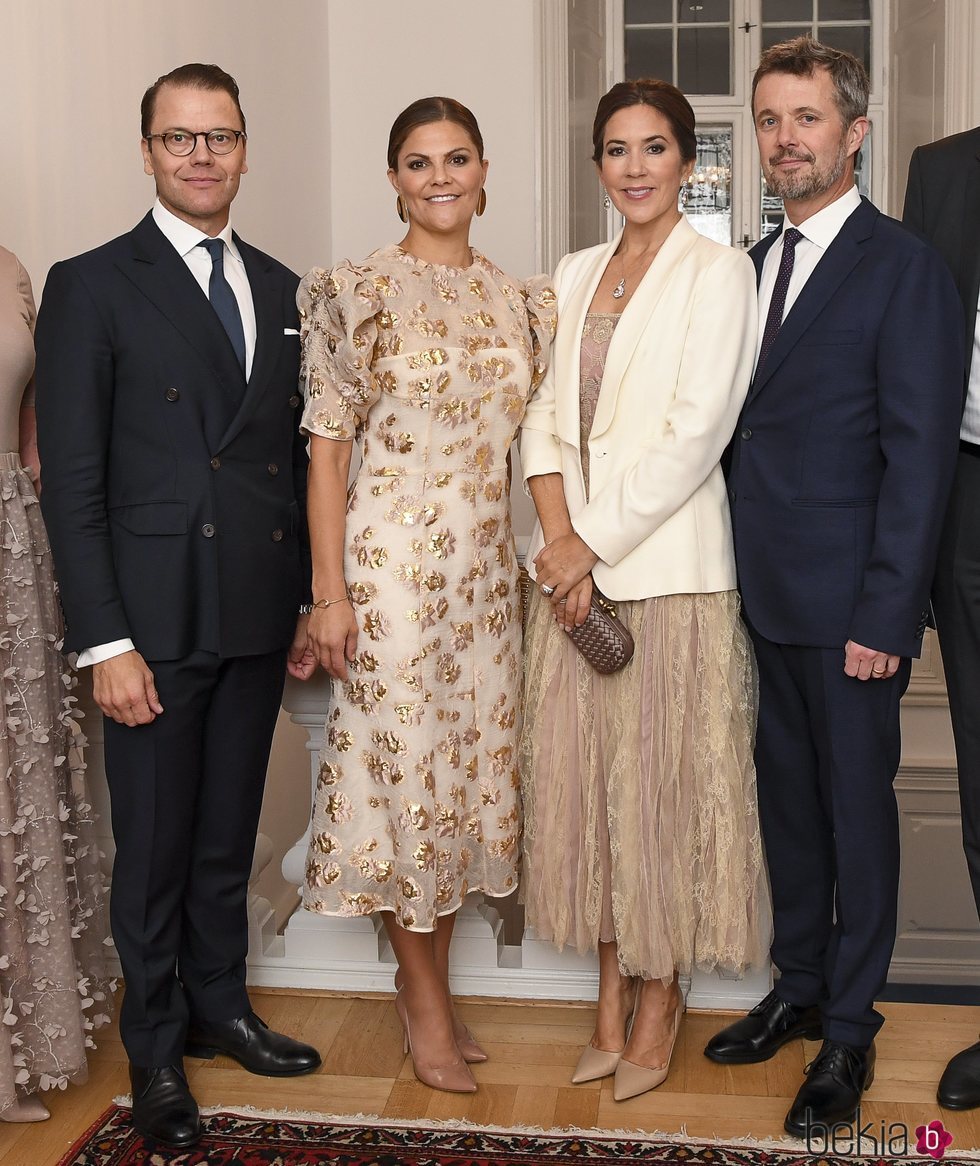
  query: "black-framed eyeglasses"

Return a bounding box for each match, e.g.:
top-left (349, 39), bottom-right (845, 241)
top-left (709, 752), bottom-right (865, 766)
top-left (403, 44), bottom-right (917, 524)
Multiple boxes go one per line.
top-left (144, 128), bottom-right (247, 157)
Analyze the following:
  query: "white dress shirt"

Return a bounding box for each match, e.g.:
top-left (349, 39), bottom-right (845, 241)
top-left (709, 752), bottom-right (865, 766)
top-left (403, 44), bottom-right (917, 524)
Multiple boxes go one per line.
top-left (76, 200), bottom-right (257, 668)
top-left (755, 184), bottom-right (862, 374)
top-left (960, 290), bottom-right (980, 444)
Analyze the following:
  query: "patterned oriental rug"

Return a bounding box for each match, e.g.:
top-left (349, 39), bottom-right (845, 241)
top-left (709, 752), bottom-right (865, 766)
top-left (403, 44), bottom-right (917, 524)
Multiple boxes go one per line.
top-left (56, 1104), bottom-right (980, 1165)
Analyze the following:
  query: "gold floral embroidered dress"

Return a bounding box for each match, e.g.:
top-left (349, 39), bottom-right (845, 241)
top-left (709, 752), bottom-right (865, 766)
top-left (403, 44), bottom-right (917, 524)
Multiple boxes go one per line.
top-left (299, 245), bottom-right (555, 930)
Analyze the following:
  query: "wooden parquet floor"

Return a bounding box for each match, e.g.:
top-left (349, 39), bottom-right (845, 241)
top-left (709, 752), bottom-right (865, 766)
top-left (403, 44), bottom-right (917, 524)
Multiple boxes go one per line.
top-left (3, 989), bottom-right (980, 1165)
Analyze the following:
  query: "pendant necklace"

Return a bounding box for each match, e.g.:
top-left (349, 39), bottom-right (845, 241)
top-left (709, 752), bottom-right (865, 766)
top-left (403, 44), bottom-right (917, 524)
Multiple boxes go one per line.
top-left (611, 239), bottom-right (664, 301)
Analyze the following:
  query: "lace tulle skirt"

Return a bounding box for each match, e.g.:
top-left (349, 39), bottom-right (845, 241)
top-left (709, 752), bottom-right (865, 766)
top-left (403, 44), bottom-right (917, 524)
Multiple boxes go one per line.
top-left (520, 587), bottom-right (771, 981)
top-left (0, 455), bottom-right (114, 1111)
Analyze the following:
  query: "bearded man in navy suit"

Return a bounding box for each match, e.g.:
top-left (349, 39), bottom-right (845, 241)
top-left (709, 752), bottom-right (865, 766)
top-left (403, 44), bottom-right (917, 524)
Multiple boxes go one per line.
top-left (703, 38), bottom-right (962, 1138)
top-left (34, 64), bottom-right (320, 1148)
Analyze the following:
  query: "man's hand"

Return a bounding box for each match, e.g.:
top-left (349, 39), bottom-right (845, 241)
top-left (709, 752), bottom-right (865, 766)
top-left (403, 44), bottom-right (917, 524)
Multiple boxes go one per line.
top-left (533, 532), bottom-right (599, 605)
top-left (93, 650), bottom-right (164, 725)
top-left (287, 613), bottom-right (317, 680)
top-left (844, 640), bottom-right (902, 681)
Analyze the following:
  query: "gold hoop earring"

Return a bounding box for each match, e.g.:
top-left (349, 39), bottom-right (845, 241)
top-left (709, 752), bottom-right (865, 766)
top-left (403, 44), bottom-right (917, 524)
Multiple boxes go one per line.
top-left (477, 188), bottom-right (487, 217)
top-left (396, 195), bottom-right (408, 223)
top-left (602, 192), bottom-right (611, 209)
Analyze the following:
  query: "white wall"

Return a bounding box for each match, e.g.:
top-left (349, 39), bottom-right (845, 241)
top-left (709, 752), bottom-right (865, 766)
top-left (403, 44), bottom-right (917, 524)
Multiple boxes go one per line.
top-left (0, 0), bottom-right (332, 289)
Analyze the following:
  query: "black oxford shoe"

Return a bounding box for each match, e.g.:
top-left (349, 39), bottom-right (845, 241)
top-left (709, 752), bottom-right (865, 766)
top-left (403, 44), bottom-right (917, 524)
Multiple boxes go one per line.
top-left (704, 989), bottom-right (822, 1064)
top-left (784, 1040), bottom-right (876, 1138)
top-left (129, 1063), bottom-right (200, 1148)
top-left (938, 1040), bottom-right (980, 1109)
top-left (185, 1010), bottom-right (321, 1076)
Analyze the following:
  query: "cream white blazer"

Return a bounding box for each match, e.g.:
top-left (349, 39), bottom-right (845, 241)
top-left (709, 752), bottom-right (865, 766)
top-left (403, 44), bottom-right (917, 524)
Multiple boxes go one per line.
top-left (521, 215), bottom-right (757, 600)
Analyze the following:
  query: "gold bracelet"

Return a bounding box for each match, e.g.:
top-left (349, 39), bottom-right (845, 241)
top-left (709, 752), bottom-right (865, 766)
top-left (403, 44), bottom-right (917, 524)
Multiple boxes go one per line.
top-left (312, 594), bottom-right (351, 609)
top-left (299, 595), bottom-right (350, 614)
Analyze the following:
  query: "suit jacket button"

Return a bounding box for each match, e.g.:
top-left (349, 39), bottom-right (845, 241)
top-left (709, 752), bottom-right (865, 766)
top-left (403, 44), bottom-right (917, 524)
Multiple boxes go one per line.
top-left (288, 394), bottom-right (301, 408)
top-left (741, 427), bottom-right (752, 440)
top-left (166, 387), bottom-right (180, 402)
top-left (210, 456), bottom-right (221, 470)
top-left (268, 463), bottom-right (279, 476)
top-left (271, 528), bottom-right (284, 542)
top-left (202, 523), bottom-right (216, 538)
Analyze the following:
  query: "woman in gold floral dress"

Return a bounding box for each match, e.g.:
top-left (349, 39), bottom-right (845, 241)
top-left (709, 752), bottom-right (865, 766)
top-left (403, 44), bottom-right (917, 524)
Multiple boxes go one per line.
top-left (298, 98), bottom-right (554, 1094)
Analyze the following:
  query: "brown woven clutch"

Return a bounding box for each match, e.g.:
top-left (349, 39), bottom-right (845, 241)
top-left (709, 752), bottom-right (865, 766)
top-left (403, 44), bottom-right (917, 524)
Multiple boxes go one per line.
top-left (567, 588), bottom-right (635, 674)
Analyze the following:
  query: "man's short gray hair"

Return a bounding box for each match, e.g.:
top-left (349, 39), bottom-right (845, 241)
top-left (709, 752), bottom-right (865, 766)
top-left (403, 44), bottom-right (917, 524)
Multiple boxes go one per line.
top-left (752, 35), bottom-right (869, 126)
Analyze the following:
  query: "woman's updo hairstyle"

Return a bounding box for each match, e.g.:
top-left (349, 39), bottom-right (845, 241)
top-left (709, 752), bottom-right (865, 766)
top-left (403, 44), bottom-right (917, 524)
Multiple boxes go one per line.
top-left (387, 96), bottom-right (485, 169)
top-left (591, 79), bottom-right (697, 165)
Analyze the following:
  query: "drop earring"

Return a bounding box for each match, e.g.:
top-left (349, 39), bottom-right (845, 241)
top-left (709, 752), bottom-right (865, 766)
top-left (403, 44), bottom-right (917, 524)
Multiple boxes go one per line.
top-left (477, 188), bottom-right (487, 217)
top-left (396, 195), bottom-right (408, 223)
top-left (603, 192), bottom-right (611, 209)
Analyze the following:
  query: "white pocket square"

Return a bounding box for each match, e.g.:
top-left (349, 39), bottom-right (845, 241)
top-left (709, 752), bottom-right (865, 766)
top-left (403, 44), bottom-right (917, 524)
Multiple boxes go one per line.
top-left (283, 327), bottom-right (300, 336)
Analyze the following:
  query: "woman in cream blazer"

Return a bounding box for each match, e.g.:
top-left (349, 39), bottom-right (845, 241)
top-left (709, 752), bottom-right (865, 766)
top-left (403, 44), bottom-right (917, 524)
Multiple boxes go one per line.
top-left (519, 80), bottom-right (771, 1103)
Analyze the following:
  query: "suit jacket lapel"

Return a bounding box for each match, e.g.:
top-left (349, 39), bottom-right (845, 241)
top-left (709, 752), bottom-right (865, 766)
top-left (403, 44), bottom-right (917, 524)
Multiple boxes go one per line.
top-left (747, 198), bottom-right (875, 402)
top-left (218, 236), bottom-right (285, 449)
top-left (590, 216), bottom-right (701, 439)
top-left (119, 213), bottom-right (247, 402)
top-left (553, 235), bottom-right (620, 447)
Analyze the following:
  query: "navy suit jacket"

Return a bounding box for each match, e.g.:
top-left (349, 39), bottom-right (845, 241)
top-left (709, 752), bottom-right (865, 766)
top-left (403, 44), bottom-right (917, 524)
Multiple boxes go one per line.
top-left (728, 197), bottom-right (963, 658)
top-left (34, 212), bottom-right (311, 660)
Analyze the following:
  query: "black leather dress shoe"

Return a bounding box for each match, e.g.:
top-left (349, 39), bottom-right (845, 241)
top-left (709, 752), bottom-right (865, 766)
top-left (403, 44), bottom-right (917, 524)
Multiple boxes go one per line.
top-left (784, 1040), bottom-right (876, 1138)
top-left (938, 1040), bottom-right (980, 1109)
top-left (704, 989), bottom-right (822, 1064)
top-left (185, 1010), bottom-right (321, 1076)
top-left (129, 1063), bottom-right (200, 1148)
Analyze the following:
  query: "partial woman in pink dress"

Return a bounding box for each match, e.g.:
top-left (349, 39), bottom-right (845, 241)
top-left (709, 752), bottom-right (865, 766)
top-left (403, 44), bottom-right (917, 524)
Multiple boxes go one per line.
top-left (0, 247), bottom-right (113, 1123)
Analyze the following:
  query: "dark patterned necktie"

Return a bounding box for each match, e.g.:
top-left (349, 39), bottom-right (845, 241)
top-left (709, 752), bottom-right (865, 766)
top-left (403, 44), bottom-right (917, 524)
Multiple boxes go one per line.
top-left (199, 238), bottom-right (246, 374)
top-left (756, 227), bottom-right (803, 376)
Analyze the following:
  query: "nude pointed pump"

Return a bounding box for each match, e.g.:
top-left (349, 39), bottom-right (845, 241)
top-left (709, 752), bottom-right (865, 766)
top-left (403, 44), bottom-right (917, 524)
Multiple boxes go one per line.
top-left (394, 989), bottom-right (477, 1094)
top-left (612, 995), bottom-right (683, 1102)
top-left (393, 972), bottom-right (487, 1064)
top-left (571, 1042), bottom-right (627, 1084)
top-left (571, 983), bottom-right (639, 1084)
top-left (453, 1020), bottom-right (489, 1064)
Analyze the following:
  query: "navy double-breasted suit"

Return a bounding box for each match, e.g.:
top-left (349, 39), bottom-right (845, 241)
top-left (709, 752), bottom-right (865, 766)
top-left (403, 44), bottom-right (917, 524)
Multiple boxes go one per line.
top-left (34, 212), bottom-right (310, 1067)
top-left (728, 197), bottom-right (962, 1046)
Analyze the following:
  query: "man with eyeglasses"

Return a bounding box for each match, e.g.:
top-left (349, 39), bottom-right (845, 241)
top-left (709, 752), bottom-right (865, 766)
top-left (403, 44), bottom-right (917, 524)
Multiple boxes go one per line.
top-left (34, 63), bottom-right (320, 1148)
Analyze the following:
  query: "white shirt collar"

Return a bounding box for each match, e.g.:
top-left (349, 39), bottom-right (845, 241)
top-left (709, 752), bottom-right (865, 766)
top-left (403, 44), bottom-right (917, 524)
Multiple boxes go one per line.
top-left (151, 198), bottom-right (242, 264)
top-left (784, 184), bottom-right (862, 250)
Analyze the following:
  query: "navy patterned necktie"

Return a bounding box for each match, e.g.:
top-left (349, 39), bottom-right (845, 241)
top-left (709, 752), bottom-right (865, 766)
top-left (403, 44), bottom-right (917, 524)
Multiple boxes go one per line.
top-left (199, 238), bottom-right (246, 374)
top-left (756, 226), bottom-right (803, 376)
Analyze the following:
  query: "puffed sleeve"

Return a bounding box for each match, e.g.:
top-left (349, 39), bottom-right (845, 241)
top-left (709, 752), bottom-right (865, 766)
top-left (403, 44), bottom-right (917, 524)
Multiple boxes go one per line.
top-left (297, 260), bottom-right (382, 440)
top-left (522, 275), bottom-right (557, 392)
top-left (520, 255), bottom-right (570, 483)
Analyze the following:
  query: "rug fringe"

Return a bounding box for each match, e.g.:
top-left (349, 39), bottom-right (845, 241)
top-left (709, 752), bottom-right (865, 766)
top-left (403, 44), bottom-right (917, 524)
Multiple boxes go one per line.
top-left (111, 1095), bottom-right (980, 1158)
